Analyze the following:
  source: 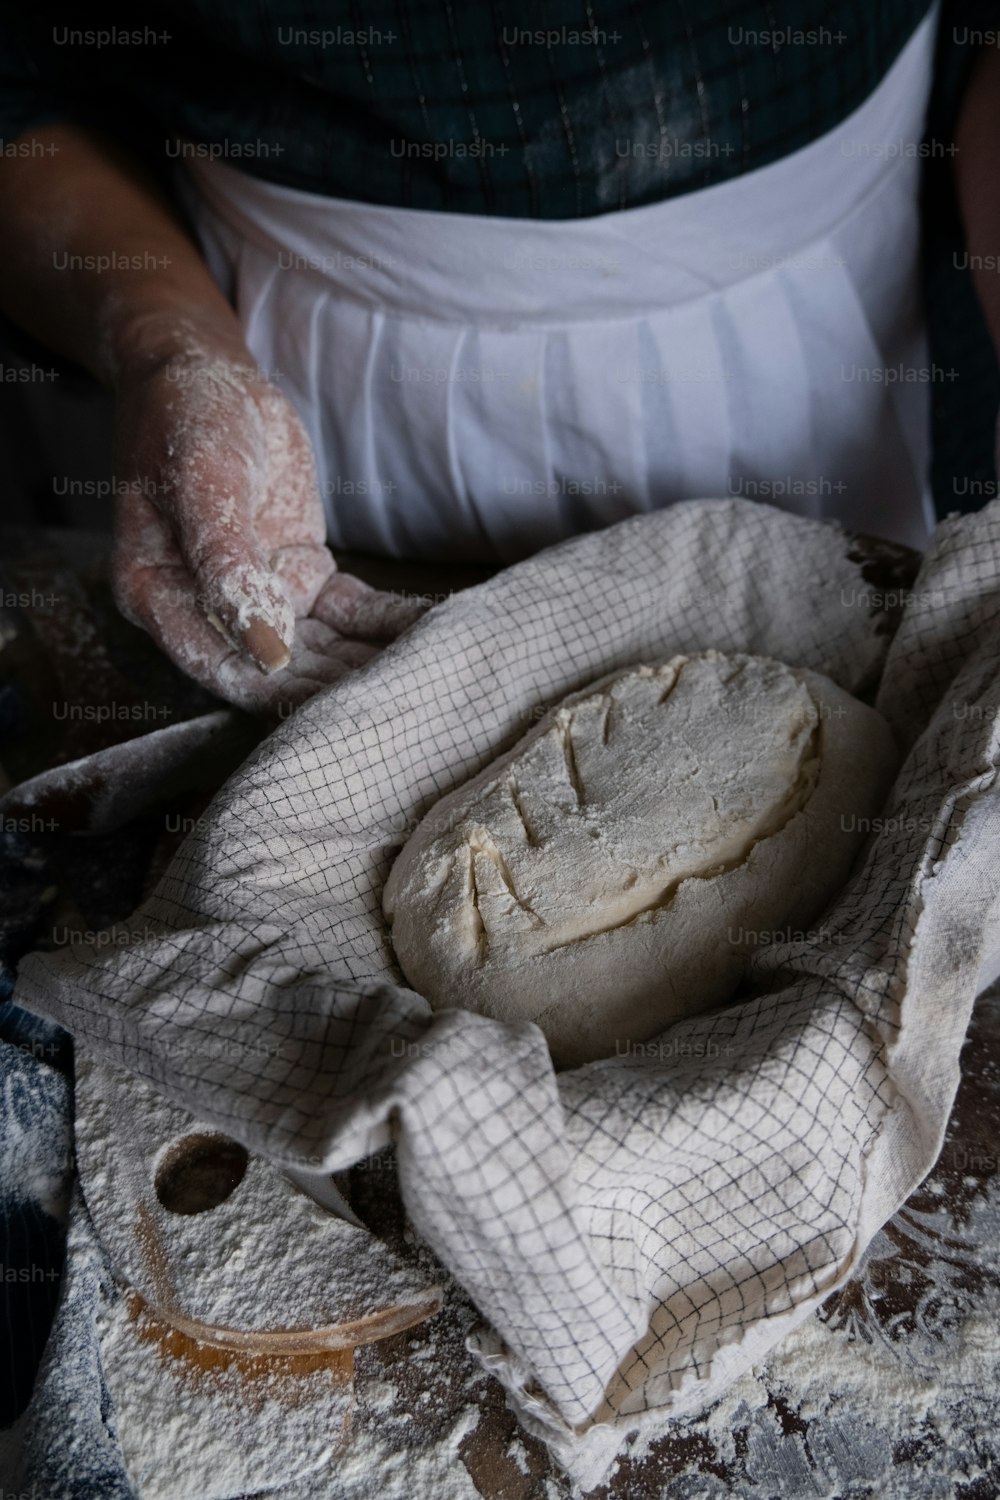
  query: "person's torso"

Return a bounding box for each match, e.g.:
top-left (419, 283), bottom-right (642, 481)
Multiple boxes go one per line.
top-left (13, 0), bottom-right (933, 216)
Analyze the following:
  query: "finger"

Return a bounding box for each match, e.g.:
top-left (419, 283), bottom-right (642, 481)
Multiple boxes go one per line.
top-left (272, 618), bottom-right (379, 691)
top-left (269, 542), bottom-right (337, 616)
top-left (312, 572), bottom-right (432, 640)
top-left (154, 413), bottom-right (295, 672)
top-left (218, 622), bottom-right (379, 714)
top-left (111, 482), bottom-right (179, 628)
top-left (294, 616), bottom-right (381, 667)
top-left (177, 503), bottom-right (295, 674)
top-left (112, 498), bottom-right (295, 706)
top-left (251, 382), bottom-right (328, 552)
top-left (116, 555), bottom-right (259, 700)
top-left (117, 562), bottom-right (373, 713)
top-left (114, 496), bottom-right (379, 711)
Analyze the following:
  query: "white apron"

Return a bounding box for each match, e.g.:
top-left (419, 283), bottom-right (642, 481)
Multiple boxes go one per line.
top-left (179, 9), bottom-right (938, 561)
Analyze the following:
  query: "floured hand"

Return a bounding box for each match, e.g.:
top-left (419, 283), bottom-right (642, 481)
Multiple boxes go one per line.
top-left (110, 345), bottom-right (428, 715)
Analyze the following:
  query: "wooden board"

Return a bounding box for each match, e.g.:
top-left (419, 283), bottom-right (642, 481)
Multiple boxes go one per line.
top-left (74, 1048), bottom-right (442, 1353)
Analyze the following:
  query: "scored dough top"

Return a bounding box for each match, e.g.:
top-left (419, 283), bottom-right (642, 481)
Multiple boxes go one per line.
top-left (386, 652), bottom-right (822, 969)
top-left (384, 648), bottom-right (897, 1065)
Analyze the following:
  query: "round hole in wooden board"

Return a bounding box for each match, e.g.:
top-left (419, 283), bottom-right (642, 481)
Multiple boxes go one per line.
top-left (154, 1133), bottom-right (249, 1215)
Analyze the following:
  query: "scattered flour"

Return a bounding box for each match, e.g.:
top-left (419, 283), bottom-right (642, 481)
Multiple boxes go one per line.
top-left (97, 1285), bottom-right (353, 1500)
top-left (619, 1290), bottom-right (1000, 1498)
top-left (303, 1401), bottom-right (482, 1500)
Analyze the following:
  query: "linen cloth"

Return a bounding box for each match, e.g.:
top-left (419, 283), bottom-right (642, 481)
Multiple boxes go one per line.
top-left (13, 495), bottom-right (1000, 1487)
top-left (179, 9), bottom-right (939, 563)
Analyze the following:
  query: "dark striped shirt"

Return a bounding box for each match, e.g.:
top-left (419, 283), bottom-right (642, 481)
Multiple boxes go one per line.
top-left (3, 0), bottom-right (932, 217)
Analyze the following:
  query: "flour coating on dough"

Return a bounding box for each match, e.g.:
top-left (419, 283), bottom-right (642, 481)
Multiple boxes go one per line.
top-left (383, 651), bottom-right (896, 1068)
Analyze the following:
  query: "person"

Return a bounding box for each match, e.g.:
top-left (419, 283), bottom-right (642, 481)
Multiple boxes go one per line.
top-left (1, 2), bottom-right (997, 714)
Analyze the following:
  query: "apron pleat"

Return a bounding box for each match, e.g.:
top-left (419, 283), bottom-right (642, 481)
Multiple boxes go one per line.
top-left (445, 327), bottom-right (570, 560)
top-left (543, 324), bottom-right (652, 530)
top-left (645, 300), bottom-right (735, 505)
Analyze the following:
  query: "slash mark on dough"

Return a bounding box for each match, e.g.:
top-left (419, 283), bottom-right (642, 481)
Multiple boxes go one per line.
top-left (507, 778), bottom-right (541, 846)
top-left (556, 713), bottom-right (586, 806)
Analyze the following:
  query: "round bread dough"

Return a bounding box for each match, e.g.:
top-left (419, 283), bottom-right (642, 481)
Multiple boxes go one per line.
top-left (382, 651), bottom-right (897, 1068)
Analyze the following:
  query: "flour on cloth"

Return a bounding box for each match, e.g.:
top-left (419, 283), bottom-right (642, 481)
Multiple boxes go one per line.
top-left (385, 651), bottom-right (897, 1066)
top-left (12, 498), bottom-right (1000, 1490)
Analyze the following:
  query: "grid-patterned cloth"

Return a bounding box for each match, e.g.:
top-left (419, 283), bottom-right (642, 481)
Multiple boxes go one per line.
top-left (14, 498), bottom-right (1000, 1488)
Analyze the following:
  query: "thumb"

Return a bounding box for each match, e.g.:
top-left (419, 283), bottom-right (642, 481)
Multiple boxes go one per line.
top-left (195, 547), bottom-right (295, 673)
top-left (164, 455), bottom-right (296, 674)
